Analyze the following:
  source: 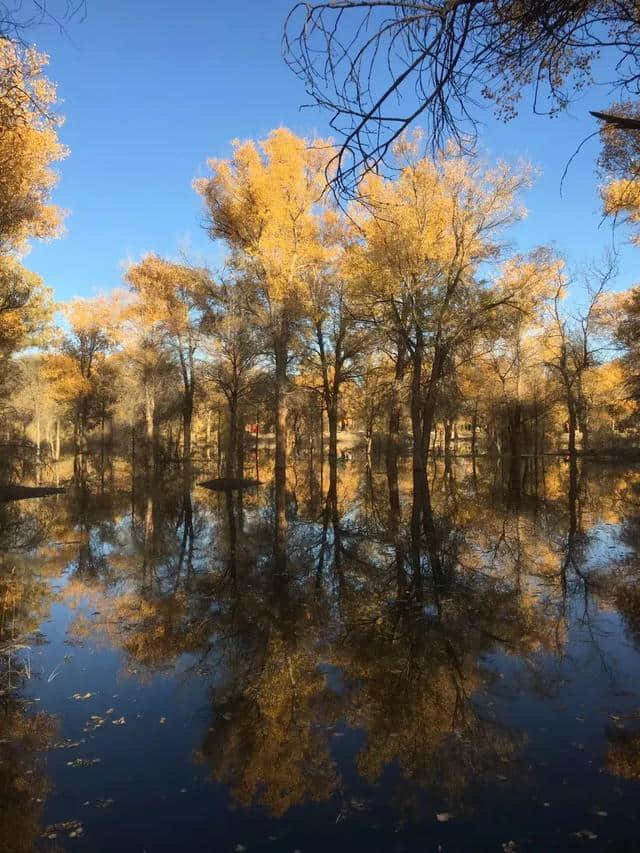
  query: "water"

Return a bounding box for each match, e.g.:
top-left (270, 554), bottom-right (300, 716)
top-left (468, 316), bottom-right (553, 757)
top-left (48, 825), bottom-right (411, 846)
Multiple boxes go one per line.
top-left (2, 457), bottom-right (640, 851)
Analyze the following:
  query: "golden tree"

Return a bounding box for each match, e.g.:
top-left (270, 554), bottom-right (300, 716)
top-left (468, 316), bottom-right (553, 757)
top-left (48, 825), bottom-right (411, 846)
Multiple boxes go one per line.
top-left (0, 40), bottom-right (66, 254)
top-left (195, 128), bottom-right (332, 533)
top-left (347, 137), bottom-right (532, 506)
top-left (125, 255), bottom-right (209, 464)
top-left (0, 256), bottom-right (53, 390)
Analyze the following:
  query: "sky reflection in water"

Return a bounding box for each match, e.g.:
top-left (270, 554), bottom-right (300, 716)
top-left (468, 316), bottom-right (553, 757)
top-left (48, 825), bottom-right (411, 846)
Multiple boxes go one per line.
top-left (2, 457), bottom-right (640, 851)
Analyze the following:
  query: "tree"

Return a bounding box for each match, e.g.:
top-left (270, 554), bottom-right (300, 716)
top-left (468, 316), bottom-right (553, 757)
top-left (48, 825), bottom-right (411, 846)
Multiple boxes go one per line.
top-left (597, 101), bottom-right (640, 241)
top-left (306, 212), bottom-right (365, 482)
top-left (125, 255), bottom-right (209, 466)
top-left (612, 286), bottom-right (640, 422)
top-left (119, 293), bottom-right (176, 469)
top-left (201, 279), bottom-right (260, 479)
top-left (0, 38), bottom-right (66, 253)
top-left (544, 259), bottom-right (615, 455)
top-left (0, 1), bottom-right (85, 41)
top-left (195, 128), bottom-right (332, 536)
top-left (347, 137), bottom-right (534, 511)
top-left (284, 1), bottom-right (640, 194)
top-left (0, 256), bottom-right (52, 392)
top-left (53, 294), bottom-right (122, 478)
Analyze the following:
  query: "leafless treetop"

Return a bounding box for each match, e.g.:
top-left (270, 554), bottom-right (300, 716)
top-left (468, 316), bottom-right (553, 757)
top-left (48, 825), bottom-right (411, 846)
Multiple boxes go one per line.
top-left (1, 0), bottom-right (85, 42)
top-left (284, 1), bottom-right (640, 196)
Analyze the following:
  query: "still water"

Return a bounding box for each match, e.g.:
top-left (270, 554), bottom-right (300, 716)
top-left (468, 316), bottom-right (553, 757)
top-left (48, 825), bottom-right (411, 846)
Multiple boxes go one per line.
top-left (2, 456), bottom-right (640, 851)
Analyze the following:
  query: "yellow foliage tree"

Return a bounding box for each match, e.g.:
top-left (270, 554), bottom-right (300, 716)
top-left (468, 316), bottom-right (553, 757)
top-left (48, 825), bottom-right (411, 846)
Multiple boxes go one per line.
top-left (125, 254), bottom-right (209, 462)
top-left (195, 128), bottom-right (332, 533)
top-left (0, 40), bottom-right (67, 254)
top-left (347, 136), bottom-right (533, 504)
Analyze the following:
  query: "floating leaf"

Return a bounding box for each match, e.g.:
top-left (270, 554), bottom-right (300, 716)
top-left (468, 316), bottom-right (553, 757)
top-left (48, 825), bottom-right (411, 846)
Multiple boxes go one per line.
top-left (67, 757), bottom-right (101, 768)
top-left (52, 738), bottom-right (83, 750)
top-left (42, 820), bottom-right (84, 839)
top-left (84, 715), bottom-right (105, 732)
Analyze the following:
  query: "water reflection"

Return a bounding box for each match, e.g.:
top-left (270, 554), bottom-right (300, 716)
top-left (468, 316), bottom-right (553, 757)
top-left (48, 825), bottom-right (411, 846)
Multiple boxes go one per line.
top-left (2, 455), bottom-right (640, 848)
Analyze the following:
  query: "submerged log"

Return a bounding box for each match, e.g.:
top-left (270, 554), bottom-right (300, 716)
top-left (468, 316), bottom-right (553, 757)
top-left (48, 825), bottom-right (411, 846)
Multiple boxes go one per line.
top-left (0, 485), bottom-right (65, 502)
top-left (198, 477), bottom-right (262, 491)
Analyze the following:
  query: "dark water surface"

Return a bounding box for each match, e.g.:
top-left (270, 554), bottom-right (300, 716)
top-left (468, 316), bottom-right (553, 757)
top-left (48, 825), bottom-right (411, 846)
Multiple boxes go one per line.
top-left (3, 458), bottom-right (640, 851)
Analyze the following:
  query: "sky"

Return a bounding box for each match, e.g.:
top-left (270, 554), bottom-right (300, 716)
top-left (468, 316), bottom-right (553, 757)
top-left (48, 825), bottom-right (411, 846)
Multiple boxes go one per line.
top-left (22, 0), bottom-right (639, 304)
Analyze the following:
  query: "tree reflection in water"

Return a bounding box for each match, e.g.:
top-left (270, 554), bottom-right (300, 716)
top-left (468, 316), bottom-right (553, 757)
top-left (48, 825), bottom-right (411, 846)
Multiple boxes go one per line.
top-left (2, 453), bottom-right (640, 846)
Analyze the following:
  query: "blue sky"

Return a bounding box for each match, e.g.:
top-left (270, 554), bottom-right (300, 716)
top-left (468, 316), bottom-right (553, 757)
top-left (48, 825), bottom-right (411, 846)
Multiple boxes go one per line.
top-left (23, 0), bottom-right (638, 304)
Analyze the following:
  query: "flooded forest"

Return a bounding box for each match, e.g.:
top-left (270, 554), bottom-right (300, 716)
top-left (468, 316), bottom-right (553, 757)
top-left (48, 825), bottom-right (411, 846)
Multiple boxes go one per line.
top-left (5, 0), bottom-right (640, 850)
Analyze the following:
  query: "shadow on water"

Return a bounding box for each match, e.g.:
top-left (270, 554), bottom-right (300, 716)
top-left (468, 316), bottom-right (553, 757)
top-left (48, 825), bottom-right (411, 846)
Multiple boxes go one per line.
top-left (3, 450), bottom-right (640, 849)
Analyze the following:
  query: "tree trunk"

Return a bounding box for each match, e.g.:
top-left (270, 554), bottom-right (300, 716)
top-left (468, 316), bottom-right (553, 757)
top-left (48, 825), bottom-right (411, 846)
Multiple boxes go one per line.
top-left (471, 399), bottom-right (478, 457)
top-left (255, 407), bottom-right (260, 481)
top-left (144, 383), bottom-right (155, 468)
top-left (35, 414), bottom-right (41, 466)
top-left (274, 335), bottom-right (288, 541)
top-left (183, 394), bottom-right (193, 463)
top-left (227, 401), bottom-right (238, 478)
top-left (131, 424), bottom-right (136, 478)
top-left (46, 419), bottom-right (53, 460)
top-left (568, 394), bottom-right (577, 457)
top-left (236, 408), bottom-right (245, 479)
top-left (387, 344), bottom-right (405, 455)
top-left (410, 330), bottom-right (426, 503)
top-left (444, 420), bottom-right (452, 457)
top-left (217, 409), bottom-right (222, 476)
top-left (327, 404), bottom-right (338, 468)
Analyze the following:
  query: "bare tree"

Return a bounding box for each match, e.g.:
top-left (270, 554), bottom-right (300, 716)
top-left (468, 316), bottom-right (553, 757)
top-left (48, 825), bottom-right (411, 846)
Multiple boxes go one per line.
top-left (284, 1), bottom-right (640, 195)
top-left (1, 0), bottom-right (85, 41)
top-left (545, 254), bottom-right (617, 455)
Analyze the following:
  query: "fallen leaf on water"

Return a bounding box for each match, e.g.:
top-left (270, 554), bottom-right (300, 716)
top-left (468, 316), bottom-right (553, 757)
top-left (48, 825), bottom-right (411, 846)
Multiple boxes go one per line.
top-left (71, 692), bottom-right (95, 701)
top-left (52, 738), bottom-right (83, 750)
top-left (95, 798), bottom-right (114, 809)
top-left (84, 715), bottom-right (105, 732)
top-left (67, 758), bottom-right (101, 768)
top-left (105, 707), bottom-right (114, 715)
top-left (594, 809), bottom-right (608, 817)
top-left (42, 820), bottom-right (84, 839)
top-left (436, 812), bottom-right (453, 822)
top-left (112, 716), bottom-right (126, 726)
top-left (571, 829), bottom-right (598, 840)
top-left (159, 716), bottom-right (166, 724)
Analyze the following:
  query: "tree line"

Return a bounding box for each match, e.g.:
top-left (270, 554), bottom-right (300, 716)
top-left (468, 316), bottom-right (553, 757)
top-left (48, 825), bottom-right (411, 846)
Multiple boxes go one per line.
top-left (3, 38), bottom-right (640, 499)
